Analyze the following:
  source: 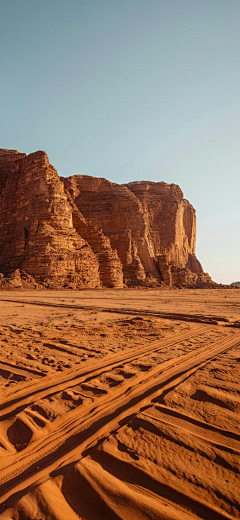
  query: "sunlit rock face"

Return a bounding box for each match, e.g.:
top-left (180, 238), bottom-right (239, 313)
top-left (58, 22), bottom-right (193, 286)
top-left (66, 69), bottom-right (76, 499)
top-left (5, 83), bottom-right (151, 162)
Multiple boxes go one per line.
top-left (0, 148), bottom-right (212, 288)
top-left (0, 150), bottom-right (100, 288)
top-left (63, 176), bottom-right (212, 288)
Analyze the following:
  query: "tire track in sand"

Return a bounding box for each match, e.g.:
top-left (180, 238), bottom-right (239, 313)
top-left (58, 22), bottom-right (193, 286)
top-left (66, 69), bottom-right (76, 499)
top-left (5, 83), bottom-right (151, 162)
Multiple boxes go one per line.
top-left (140, 405), bottom-right (240, 453)
top-left (0, 327), bottom-right (204, 419)
top-left (0, 297), bottom-right (231, 324)
top-left (0, 331), bottom-right (239, 505)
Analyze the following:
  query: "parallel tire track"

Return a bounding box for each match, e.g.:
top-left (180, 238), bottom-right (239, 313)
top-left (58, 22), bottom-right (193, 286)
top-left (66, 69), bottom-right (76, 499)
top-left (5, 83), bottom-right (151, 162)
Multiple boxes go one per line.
top-left (0, 327), bottom-right (204, 419)
top-left (0, 361), bottom-right (44, 379)
top-left (140, 405), bottom-right (240, 453)
top-left (0, 298), bottom-right (231, 324)
top-left (0, 332), bottom-right (239, 504)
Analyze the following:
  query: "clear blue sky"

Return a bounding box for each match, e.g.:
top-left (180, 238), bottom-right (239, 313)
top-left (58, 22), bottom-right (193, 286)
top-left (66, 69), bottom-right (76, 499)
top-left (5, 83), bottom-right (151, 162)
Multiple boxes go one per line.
top-left (1, 0), bottom-right (239, 283)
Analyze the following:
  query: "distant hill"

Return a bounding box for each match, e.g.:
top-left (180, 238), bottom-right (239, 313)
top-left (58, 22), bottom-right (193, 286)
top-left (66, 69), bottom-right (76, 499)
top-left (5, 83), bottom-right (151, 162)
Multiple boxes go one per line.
top-left (230, 281), bottom-right (240, 286)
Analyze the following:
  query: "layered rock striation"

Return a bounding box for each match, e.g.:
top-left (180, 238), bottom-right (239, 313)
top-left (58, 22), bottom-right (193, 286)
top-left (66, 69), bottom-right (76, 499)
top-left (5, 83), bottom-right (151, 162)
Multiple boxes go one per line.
top-left (63, 176), bottom-right (212, 287)
top-left (0, 150), bottom-right (100, 288)
top-left (0, 148), bottom-right (213, 288)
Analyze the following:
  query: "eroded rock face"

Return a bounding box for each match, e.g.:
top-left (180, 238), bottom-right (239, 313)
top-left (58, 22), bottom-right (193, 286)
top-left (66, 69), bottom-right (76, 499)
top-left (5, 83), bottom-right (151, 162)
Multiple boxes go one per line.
top-left (0, 150), bottom-right (100, 288)
top-left (63, 175), bottom-right (153, 286)
top-left (64, 176), bottom-right (212, 287)
top-left (0, 148), bottom-right (213, 288)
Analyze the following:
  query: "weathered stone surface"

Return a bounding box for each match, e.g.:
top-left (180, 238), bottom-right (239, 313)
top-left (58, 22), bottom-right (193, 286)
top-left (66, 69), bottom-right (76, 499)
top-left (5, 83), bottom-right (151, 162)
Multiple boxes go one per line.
top-left (63, 176), bottom-right (160, 286)
top-left (0, 150), bottom-right (100, 288)
top-left (64, 186), bottom-right (123, 288)
top-left (64, 176), bottom-right (212, 287)
top-left (0, 148), bottom-right (213, 288)
top-left (0, 149), bottom-right (26, 194)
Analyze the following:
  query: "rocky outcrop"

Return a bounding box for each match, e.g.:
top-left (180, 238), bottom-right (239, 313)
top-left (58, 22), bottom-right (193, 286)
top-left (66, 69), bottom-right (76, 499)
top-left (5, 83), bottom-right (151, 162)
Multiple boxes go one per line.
top-left (0, 150), bottom-right (100, 288)
top-left (0, 148), bottom-right (213, 288)
top-left (63, 176), bottom-right (212, 288)
top-left (62, 176), bottom-right (154, 286)
top-left (0, 269), bottom-right (40, 289)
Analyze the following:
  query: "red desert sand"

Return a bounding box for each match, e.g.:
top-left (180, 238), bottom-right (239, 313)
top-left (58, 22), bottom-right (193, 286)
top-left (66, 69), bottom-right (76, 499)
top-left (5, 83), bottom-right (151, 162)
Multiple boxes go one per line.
top-left (0, 288), bottom-right (239, 519)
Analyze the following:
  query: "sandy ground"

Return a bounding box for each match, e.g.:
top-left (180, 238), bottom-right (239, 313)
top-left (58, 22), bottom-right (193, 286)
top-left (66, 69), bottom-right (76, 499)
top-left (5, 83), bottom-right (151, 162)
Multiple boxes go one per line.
top-left (0, 288), bottom-right (239, 520)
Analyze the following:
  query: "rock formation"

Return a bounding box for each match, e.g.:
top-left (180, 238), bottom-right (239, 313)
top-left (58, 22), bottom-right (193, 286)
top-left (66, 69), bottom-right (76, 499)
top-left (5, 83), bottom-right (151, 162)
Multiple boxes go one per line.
top-left (0, 150), bottom-right (100, 288)
top-left (0, 148), bottom-right (213, 288)
top-left (63, 176), bottom-right (212, 288)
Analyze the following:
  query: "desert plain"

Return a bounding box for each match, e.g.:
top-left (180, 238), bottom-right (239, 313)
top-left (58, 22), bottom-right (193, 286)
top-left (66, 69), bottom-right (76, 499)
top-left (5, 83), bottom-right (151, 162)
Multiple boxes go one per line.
top-left (0, 287), bottom-right (239, 520)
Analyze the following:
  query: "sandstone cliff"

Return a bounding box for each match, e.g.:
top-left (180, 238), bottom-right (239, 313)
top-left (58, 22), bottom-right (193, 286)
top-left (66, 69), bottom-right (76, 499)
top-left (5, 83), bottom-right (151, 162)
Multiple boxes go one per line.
top-left (63, 175), bottom-right (211, 287)
top-left (0, 150), bottom-right (100, 288)
top-left (0, 148), bottom-right (213, 288)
